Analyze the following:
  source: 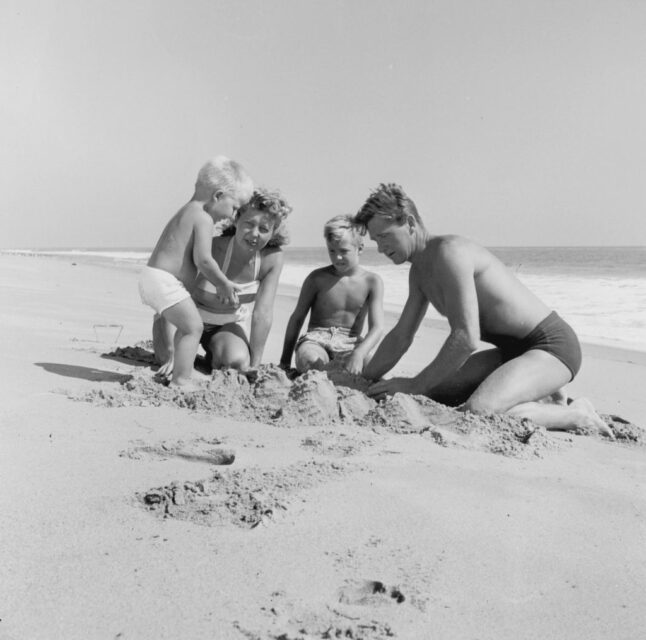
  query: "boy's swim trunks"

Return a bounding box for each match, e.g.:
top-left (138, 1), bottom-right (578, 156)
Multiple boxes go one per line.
top-left (296, 326), bottom-right (362, 360)
top-left (481, 311), bottom-right (582, 380)
top-left (138, 266), bottom-right (190, 314)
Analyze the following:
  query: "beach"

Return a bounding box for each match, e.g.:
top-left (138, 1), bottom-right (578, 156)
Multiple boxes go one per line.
top-left (1, 252), bottom-right (645, 640)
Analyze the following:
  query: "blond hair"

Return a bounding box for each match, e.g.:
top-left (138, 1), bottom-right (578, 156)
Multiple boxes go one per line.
top-left (323, 214), bottom-right (364, 249)
top-left (196, 156), bottom-right (254, 202)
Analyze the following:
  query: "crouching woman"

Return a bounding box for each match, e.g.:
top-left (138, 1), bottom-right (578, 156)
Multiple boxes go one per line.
top-left (192, 188), bottom-right (291, 371)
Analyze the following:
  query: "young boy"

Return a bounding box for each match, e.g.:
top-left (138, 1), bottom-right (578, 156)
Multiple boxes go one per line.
top-left (138, 156), bottom-right (254, 387)
top-left (280, 214), bottom-right (384, 375)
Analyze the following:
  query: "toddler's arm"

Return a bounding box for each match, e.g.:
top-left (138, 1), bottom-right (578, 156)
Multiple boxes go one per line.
top-left (192, 215), bottom-right (241, 305)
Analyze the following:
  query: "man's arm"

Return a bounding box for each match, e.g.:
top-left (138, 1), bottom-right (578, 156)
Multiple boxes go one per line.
top-left (410, 241), bottom-right (481, 393)
top-left (363, 269), bottom-right (428, 380)
top-left (248, 249), bottom-right (284, 368)
top-left (369, 241), bottom-right (481, 397)
top-left (279, 273), bottom-right (317, 368)
top-left (192, 214), bottom-right (240, 305)
top-left (345, 274), bottom-right (384, 374)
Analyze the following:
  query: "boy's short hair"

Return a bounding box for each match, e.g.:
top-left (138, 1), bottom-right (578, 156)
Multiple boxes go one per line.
top-left (323, 214), bottom-right (364, 250)
top-left (355, 183), bottom-right (423, 228)
top-left (236, 187), bottom-right (292, 248)
top-left (196, 156), bottom-right (254, 202)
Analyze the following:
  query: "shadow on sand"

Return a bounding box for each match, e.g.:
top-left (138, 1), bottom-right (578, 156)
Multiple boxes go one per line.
top-left (35, 362), bottom-right (133, 383)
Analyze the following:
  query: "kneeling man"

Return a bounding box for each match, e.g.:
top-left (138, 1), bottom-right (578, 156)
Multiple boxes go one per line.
top-left (356, 183), bottom-right (611, 437)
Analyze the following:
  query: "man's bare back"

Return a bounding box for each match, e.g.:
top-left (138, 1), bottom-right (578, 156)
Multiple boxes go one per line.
top-left (411, 235), bottom-right (551, 341)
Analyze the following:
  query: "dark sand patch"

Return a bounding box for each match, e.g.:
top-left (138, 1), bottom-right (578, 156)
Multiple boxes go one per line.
top-left (139, 460), bottom-right (350, 529)
top-left (102, 343), bottom-right (156, 366)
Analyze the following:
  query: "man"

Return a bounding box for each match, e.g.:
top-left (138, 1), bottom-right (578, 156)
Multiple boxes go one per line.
top-left (355, 183), bottom-right (612, 437)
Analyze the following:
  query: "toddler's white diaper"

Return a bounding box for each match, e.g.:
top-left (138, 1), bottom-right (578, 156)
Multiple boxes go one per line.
top-left (138, 266), bottom-right (190, 314)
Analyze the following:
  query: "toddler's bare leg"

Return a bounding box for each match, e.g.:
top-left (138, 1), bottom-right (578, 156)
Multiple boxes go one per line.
top-left (152, 314), bottom-right (175, 377)
top-left (160, 300), bottom-right (203, 387)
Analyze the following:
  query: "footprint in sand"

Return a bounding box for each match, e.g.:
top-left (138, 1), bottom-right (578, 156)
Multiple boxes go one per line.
top-left (337, 579), bottom-right (405, 606)
top-left (121, 441), bottom-right (235, 465)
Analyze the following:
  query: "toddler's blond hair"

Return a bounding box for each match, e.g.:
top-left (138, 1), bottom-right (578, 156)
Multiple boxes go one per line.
top-left (196, 156), bottom-right (254, 201)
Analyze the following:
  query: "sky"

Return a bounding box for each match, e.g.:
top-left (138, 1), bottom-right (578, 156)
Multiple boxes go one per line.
top-left (1, 0), bottom-right (645, 248)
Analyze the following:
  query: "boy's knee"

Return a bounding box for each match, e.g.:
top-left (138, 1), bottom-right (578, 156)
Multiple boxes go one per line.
top-left (295, 346), bottom-right (328, 373)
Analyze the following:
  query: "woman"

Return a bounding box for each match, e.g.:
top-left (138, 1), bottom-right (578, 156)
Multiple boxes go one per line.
top-left (192, 188), bottom-right (291, 371)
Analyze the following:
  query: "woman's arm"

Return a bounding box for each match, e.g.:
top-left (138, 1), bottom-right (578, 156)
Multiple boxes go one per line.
top-left (248, 249), bottom-right (284, 368)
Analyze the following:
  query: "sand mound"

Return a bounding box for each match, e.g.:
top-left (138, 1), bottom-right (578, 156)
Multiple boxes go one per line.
top-left (139, 459), bottom-right (349, 529)
top-left (76, 354), bottom-right (639, 458)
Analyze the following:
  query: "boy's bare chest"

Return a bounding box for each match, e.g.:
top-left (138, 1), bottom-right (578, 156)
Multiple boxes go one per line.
top-left (316, 278), bottom-right (367, 310)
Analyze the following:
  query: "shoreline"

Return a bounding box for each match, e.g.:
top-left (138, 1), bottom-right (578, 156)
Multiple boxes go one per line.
top-left (5, 249), bottom-right (644, 357)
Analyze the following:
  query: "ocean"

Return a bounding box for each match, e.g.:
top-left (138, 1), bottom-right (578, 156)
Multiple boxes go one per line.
top-left (4, 245), bottom-right (645, 353)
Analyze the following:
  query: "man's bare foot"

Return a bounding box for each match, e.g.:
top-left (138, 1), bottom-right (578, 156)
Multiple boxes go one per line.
top-left (570, 397), bottom-right (616, 440)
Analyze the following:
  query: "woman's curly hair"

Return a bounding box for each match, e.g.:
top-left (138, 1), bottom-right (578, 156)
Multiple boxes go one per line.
top-left (224, 187), bottom-right (292, 247)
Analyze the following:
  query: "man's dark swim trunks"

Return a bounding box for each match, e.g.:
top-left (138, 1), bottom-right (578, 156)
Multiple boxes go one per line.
top-left (481, 311), bottom-right (582, 380)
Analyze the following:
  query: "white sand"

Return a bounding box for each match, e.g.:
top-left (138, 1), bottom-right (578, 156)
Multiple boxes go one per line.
top-left (1, 253), bottom-right (645, 640)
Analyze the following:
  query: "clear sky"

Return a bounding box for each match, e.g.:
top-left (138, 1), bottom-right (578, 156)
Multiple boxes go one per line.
top-left (2, 0), bottom-right (645, 248)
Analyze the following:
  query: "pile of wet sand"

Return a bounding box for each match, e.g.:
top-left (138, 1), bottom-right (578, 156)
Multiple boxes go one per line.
top-left (77, 363), bottom-right (582, 458)
top-left (83, 349), bottom-right (645, 458)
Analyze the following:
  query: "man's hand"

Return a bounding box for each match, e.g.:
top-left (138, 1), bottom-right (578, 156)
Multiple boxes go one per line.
top-left (367, 376), bottom-right (423, 399)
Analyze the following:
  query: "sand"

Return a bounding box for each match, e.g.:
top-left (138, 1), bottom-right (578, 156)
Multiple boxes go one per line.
top-left (1, 252), bottom-right (646, 640)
